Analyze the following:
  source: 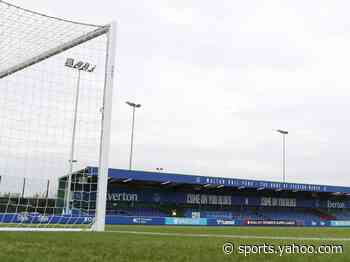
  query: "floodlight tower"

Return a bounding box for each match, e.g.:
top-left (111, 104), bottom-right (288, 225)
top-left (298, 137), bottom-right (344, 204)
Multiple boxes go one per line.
top-left (126, 101), bottom-right (141, 170)
top-left (276, 129), bottom-right (288, 183)
top-left (64, 58), bottom-right (96, 214)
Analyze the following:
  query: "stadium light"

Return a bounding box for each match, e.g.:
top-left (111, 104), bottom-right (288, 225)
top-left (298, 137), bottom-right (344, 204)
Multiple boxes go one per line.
top-left (126, 101), bottom-right (141, 170)
top-left (277, 129), bottom-right (288, 135)
top-left (276, 129), bottom-right (288, 183)
top-left (64, 58), bottom-right (96, 215)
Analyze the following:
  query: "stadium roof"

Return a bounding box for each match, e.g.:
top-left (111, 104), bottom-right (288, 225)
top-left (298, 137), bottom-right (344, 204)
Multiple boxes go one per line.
top-left (86, 167), bottom-right (350, 194)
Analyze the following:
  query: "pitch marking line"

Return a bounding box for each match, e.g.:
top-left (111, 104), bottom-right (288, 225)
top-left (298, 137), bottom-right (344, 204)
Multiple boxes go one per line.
top-left (108, 230), bottom-right (350, 241)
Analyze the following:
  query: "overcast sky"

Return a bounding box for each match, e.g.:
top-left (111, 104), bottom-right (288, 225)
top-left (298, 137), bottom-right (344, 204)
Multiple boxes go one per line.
top-left (9, 0), bottom-right (350, 187)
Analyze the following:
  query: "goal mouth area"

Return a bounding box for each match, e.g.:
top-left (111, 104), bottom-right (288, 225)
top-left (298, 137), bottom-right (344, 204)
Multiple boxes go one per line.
top-left (0, 1), bottom-right (116, 232)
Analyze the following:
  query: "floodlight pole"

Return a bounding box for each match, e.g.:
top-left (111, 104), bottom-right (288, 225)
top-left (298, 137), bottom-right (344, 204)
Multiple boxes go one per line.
top-left (65, 69), bottom-right (81, 215)
top-left (126, 101), bottom-right (141, 170)
top-left (65, 59), bottom-right (95, 215)
top-left (276, 129), bottom-right (288, 183)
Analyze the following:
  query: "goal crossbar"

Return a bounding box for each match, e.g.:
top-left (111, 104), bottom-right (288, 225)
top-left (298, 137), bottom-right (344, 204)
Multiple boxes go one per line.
top-left (0, 26), bottom-right (110, 79)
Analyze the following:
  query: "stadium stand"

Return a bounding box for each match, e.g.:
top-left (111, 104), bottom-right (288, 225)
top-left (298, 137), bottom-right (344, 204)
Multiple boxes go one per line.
top-left (62, 167), bottom-right (350, 226)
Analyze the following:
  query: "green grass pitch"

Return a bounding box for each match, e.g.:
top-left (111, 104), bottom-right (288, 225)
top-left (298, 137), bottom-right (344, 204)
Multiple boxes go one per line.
top-left (0, 225), bottom-right (349, 262)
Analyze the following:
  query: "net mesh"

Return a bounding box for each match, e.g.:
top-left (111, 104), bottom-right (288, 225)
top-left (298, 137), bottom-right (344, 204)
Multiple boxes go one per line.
top-left (0, 1), bottom-right (102, 75)
top-left (0, 1), bottom-right (110, 229)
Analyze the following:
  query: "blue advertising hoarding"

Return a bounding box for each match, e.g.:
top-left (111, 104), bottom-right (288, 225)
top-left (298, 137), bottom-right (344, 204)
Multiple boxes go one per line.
top-left (165, 217), bottom-right (207, 225)
top-left (0, 213), bottom-right (348, 227)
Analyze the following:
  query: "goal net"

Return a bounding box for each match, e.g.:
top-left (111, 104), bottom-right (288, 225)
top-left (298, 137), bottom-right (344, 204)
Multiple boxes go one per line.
top-left (0, 1), bottom-right (116, 231)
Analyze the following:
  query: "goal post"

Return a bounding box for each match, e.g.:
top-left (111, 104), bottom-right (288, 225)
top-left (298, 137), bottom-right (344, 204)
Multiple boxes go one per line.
top-left (0, 1), bottom-right (116, 231)
top-left (94, 21), bottom-right (117, 232)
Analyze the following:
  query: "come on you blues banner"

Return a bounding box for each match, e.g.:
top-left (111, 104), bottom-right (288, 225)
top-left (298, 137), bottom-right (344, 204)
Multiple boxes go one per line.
top-left (101, 188), bottom-right (350, 209)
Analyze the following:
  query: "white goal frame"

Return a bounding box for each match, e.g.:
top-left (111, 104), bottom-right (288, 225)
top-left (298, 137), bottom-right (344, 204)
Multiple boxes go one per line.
top-left (0, 2), bottom-right (117, 232)
top-left (93, 21), bottom-right (117, 232)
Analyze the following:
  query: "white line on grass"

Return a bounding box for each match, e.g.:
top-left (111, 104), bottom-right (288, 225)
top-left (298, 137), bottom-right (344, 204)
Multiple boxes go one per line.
top-left (108, 230), bottom-right (350, 242)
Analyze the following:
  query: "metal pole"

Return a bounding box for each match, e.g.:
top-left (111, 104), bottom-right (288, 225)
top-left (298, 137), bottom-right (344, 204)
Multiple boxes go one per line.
top-left (282, 134), bottom-right (286, 182)
top-left (65, 69), bottom-right (81, 214)
top-left (21, 178), bottom-right (26, 198)
top-left (276, 129), bottom-right (288, 183)
top-left (129, 106), bottom-right (136, 170)
top-left (45, 179), bottom-right (50, 199)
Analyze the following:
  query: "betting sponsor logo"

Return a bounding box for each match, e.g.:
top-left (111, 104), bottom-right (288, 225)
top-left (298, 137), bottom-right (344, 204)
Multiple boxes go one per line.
top-left (327, 200), bottom-right (345, 209)
top-left (245, 220), bottom-right (296, 226)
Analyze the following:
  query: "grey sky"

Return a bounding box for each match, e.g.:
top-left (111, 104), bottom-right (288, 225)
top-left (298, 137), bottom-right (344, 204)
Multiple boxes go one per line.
top-left (9, 0), bottom-right (350, 187)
